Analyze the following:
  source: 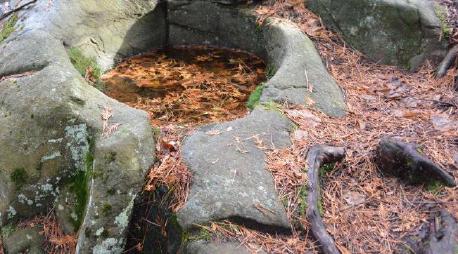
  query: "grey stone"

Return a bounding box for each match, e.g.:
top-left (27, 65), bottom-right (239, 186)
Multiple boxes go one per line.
top-left (261, 18), bottom-right (347, 117)
top-left (186, 240), bottom-right (256, 254)
top-left (0, 1), bottom-right (159, 252)
top-left (168, 0), bottom-right (347, 117)
top-left (178, 108), bottom-right (293, 230)
top-left (3, 227), bottom-right (45, 254)
top-left (55, 186), bottom-right (78, 234)
top-left (21, 0), bottom-right (166, 70)
top-left (398, 210), bottom-right (458, 254)
top-left (306, 0), bottom-right (447, 70)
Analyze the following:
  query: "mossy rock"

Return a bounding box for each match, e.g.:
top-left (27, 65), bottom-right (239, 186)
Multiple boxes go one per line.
top-left (0, 14), bottom-right (18, 43)
top-left (307, 0), bottom-right (446, 69)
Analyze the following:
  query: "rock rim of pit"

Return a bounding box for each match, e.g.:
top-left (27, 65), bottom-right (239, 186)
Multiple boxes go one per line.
top-left (178, 108), bottom-right (293, 231)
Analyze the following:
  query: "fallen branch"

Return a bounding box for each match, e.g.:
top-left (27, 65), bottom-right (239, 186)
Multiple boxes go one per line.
top-left (436, 44), bottom-right (458, 78)
top-left (0, 0), bottom-right (37, 22)
top-left (306, 145), bottom-right (346, 254)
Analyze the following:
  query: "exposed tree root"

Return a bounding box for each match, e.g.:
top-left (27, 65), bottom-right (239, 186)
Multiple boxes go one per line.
top-left (437, 44), bottom-right (458, 78)
top-left (306, 145), bottom-right (346, 254)
top-left (0, 0), bottom-right (37, 22)
top-left (376, 137), bottom-right (456, 187)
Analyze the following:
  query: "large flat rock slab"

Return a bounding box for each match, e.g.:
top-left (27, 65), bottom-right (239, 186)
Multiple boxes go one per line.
top-left (178, 109), bottom-right (293, 230)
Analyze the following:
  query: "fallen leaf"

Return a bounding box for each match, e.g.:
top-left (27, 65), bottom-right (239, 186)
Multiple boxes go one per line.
top-left (343, 191), bottom-right (366, 206)
top-left (206, 129), bottom-right (222, 136)
top-left (285, 109), bottom-right (321, 128)
top-left (431, 114), bottom-right (457, 132)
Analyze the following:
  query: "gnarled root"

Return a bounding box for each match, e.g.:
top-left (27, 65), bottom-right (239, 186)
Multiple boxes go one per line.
top-left (437, 44), bottom-right (458, 78)
top-left (306, 145), bottom-right (346, 254)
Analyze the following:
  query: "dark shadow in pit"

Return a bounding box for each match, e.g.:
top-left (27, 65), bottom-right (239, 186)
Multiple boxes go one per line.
top-left (113, 1), bottom-right (168, 64)
top-left (125, 186), bottom-right (185, 254)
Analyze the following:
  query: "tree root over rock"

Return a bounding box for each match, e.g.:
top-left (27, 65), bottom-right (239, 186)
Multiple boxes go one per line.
top-left (437, 44), bottom-right (458, 78)
top-left (376, 137), bottom-right (456, 187)
top-left (306, 145), bottom-right (346, 254)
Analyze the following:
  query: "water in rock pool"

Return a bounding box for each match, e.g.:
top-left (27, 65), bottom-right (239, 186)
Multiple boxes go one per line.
top-left (102, 46), bottom-right (267, 126)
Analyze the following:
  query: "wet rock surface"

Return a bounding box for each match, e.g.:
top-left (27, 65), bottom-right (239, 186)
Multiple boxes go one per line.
top-left (179, 108), bottom-right (293, 230)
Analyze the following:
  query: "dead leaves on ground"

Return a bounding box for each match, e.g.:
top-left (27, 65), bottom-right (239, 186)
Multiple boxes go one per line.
top-left (144, 125), bottom-right (192, 212)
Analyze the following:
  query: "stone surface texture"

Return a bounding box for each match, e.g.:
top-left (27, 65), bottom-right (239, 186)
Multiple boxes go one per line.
top-left (186, 240), bottom-right (255, 254)
top-left (3, 227), bottom-right (45, 254)
top-left (178, 109), bottom-right (293, 230)
top-left (0, 1), bottom-right (159, 253)
top-left (306, 0), bottom-right (446, 70)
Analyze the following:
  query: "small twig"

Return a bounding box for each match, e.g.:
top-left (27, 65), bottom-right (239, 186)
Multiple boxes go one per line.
top-left (305, 67), bottom-right (313, 93)
top-left (306, 145), bottom-right (346, 254)
top-left (0, 0), bottom-right (37, 22)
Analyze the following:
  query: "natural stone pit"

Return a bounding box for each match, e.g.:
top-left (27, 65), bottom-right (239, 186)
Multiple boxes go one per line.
top-left (101, 46), bottom-right (267, 125)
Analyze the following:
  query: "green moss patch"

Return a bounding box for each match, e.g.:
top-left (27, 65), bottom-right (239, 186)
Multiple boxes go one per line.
top-left (188, 227), bottom-right (212, 241)
top-left (426, 180), bottom-right (444, 195)
top-left (10, 168), bottom-right (28, 190)
top-left (67, 47), bottom-right (105, 91)
top-left (0, 14), bottom-right (18, 43)
top-left (68, 47), bottom-right (101, 79)
top-left (246, 84), bottom-right (264, 110)
top-left (434, 4), bottom-right (452, 38)
top-left (266, 64), bottom-right (276, 79)
top-left (1, 223), bottom-right (15, 238)
top-left (68, 151), bottom-right (94, 229)
top-left (298, 185), bottom-right (308, 216)
top-left (319, 162), bottom-right (336, 178)
top-left (101, 203), bottom-right (112, 216)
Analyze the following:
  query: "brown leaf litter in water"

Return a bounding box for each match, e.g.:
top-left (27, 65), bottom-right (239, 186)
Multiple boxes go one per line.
top-left (102, 46), bottom-right (266, 126)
